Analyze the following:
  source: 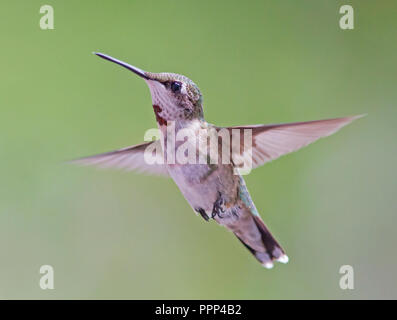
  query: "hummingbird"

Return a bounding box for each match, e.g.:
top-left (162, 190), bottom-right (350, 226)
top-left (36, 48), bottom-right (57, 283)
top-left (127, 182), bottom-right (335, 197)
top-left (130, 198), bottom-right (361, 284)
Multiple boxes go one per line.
top-left (72, 52), bottom-right (363, 269)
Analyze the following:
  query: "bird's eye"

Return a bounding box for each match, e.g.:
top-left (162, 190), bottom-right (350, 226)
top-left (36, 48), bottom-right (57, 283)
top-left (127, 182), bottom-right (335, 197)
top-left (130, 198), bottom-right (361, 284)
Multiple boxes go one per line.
top-left (170, 81), bottom-right (182, 93)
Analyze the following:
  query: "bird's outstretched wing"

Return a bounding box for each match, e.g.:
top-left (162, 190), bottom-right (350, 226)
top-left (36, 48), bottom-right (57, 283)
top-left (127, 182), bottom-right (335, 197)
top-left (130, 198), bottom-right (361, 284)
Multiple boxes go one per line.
top-left (222, 115), bottom-right (364, 169)
top-left (69, 140), bottom-right (169, 176)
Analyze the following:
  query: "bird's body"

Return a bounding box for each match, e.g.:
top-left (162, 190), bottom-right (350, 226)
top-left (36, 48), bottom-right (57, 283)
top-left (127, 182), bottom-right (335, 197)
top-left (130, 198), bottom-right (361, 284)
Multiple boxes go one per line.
top-left (161, 119), bottom-right (286, 267)
top-left (162, 119), bottom-right (233, 214)
top-left (72, 52), bottom-right (363, 268)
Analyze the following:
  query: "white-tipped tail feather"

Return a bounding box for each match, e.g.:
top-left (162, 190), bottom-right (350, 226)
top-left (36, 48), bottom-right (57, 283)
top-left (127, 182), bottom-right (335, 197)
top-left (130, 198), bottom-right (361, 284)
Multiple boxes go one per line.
top-left (277, 254), bottom-right (289, 264)
top-left (263, 262), bottom-right (274, 269)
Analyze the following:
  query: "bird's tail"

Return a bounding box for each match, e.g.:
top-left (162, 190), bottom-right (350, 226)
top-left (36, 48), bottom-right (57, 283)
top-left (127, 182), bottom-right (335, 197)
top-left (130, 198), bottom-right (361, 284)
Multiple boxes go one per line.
top-left (224, 207), bottom-right (288, 269)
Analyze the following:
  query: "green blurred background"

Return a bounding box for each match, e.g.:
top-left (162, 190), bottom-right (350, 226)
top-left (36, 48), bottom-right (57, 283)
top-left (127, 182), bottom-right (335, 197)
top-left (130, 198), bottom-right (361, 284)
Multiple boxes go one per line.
top-left (0, 0), bottom-right (396, 299)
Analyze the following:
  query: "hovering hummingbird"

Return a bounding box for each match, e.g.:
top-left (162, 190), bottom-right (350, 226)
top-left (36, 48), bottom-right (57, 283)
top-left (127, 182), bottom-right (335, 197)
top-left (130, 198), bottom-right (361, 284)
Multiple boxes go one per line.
top-left (72, 52), bottom-right (363, 269)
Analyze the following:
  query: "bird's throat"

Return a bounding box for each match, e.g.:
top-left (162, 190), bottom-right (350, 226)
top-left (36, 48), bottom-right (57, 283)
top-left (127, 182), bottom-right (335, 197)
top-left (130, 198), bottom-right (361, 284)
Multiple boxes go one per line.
top-left (153, 104), bottom-right (167, 126)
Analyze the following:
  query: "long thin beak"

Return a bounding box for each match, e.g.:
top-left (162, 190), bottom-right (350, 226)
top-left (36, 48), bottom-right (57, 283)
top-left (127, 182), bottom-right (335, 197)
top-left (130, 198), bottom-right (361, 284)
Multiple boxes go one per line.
top-left (93, 52), bottom-right (150, 80)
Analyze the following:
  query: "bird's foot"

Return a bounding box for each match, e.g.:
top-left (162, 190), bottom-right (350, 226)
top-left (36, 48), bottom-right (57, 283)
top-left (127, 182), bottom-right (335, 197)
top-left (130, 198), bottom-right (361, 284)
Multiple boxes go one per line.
top-left (211, 192), bottom-right (226, 219)
top-left (195, 208), bottom-right (210, 222)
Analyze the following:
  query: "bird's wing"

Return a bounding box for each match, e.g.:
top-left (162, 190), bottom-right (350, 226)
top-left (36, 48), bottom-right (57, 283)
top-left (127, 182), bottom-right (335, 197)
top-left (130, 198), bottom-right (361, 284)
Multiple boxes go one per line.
top-left (220, 115), bottom-right (363, 169)
top-left (69, 140), bottom-right (169, 176)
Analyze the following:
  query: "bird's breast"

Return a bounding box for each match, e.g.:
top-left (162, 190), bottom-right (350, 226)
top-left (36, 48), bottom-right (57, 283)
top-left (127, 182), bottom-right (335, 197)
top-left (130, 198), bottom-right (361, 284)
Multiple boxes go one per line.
top-left (167, 163), bottom-right (238, 214)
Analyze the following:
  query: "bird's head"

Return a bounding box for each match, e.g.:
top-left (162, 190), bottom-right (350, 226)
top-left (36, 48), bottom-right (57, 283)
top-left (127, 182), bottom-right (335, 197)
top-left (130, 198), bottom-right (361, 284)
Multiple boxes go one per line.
top-left (94, 52), bottom-right (203, 126)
